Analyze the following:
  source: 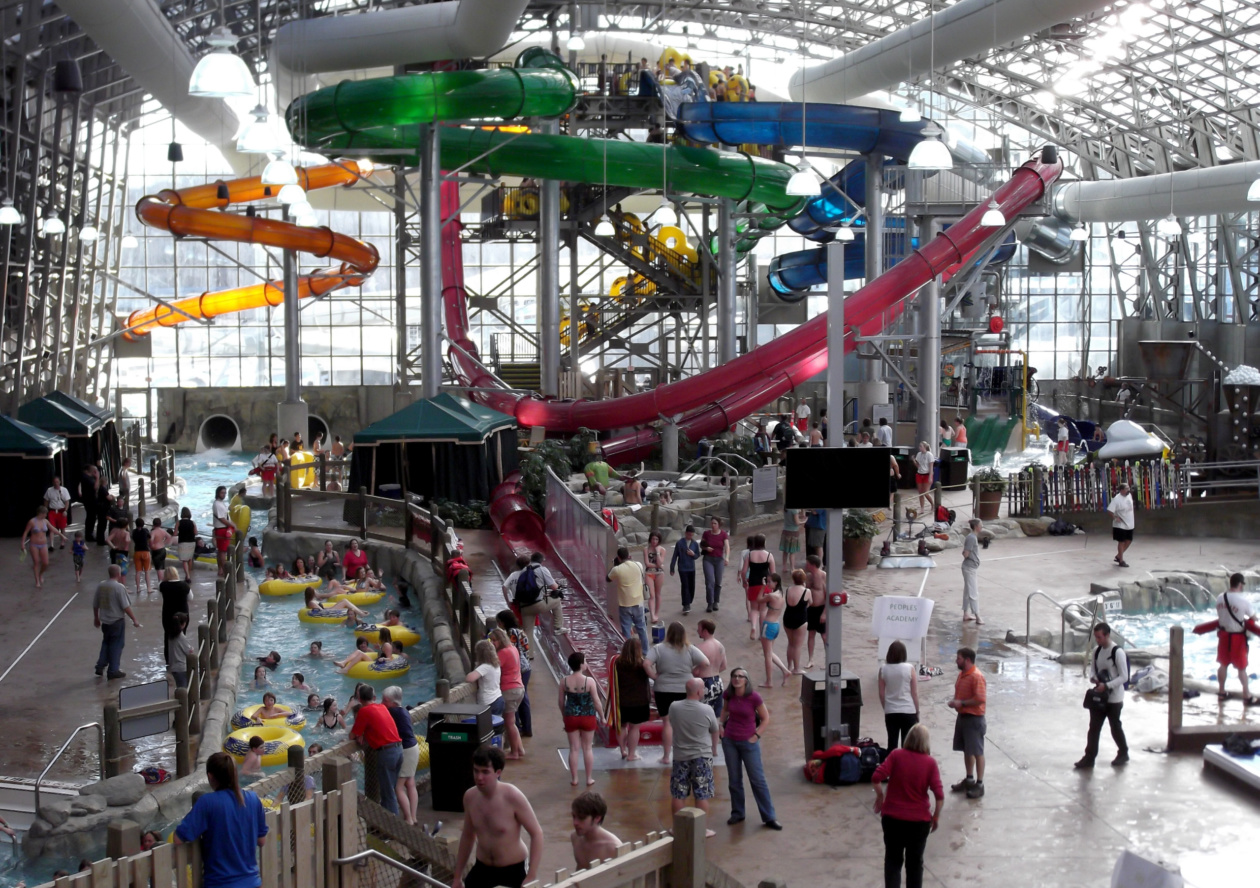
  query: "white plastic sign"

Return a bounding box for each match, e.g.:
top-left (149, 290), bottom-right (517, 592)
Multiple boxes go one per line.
top-left (871, 595), bottom-right (935, 641)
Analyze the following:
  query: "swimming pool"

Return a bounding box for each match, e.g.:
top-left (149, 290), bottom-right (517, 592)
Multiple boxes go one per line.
top-left (1109, 591), bottom-right (1260, 684)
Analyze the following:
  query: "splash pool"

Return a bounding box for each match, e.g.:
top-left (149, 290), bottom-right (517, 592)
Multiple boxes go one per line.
top-left (1109, 590), bottom-right (1260, 684)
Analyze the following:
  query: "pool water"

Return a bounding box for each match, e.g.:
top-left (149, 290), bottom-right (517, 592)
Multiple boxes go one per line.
top-left (1109, 591), bottom-right (1260, 684)
top-left (178, 452), bottom-right (436, 780)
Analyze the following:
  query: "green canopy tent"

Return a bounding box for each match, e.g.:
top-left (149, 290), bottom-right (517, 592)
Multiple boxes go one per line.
top-left (0, 416), bottom-right (66, 536)
top-left (19, 396), bottom-right (113, 502)
top-left (45, 390), bottom-right (122, 484)
top-left (348, 392), bottom-right (519, 504)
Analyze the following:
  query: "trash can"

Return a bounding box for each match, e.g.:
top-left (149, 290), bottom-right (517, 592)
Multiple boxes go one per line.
top-left (799, 669), bottom-right (862, 756)
top-left (378, 483), bottom-right (403, 500)
top-left (939, 447), bottom-right (970, 490)
top-left (462, 714), bottom-right (505, 748)
top-left (893, 447), bottom-right (918, 490)
top-left (427, 703), bottom-right (492, 812)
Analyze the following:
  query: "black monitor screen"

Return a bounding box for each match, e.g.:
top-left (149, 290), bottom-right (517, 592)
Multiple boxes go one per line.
top-left (784, 446), bottom-right (893, 510)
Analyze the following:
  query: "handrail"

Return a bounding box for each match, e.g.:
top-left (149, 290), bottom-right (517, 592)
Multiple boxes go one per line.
top-left (335, 841), bottom-right (450, 888)
top-left (677, 453), bottom-right (757, 484)
top-left (1025, 590), bottom-right (1072, 656)
top-left (35, 722), bottom-right (104, 814)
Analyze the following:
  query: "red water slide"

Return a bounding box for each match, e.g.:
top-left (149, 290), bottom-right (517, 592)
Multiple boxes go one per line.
top-left (444, 151), bottom-right (1062, 461)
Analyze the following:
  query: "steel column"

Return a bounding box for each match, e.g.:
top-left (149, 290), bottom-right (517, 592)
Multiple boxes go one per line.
top-left (824, 239), bottom-right (846, 746)
top-left (717, 198), bottom-right (737, 365)
top-left (916, 217), bottom-right (941, 450)
top-left (538, 121), bottom-right (561, 396)
top-left (420, 123), bottom-right (443, 398)
top-left (569, 230), bottom-right (581, 394)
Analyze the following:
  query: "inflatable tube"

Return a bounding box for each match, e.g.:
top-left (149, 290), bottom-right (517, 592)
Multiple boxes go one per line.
top-left (259, 575), bottom-right (323, 597)
top-left (231, 704), bottom-right (307, 730)
top-left (325, 589), bottom-right (386, 607)
top-left (355, 623), bottom-right (422, 647)
top-left (229, 493), bottom-right (242, 510)
top-left (223, 726), bottom-right (304, 766)
top-left (298, 607), bottom-right (354, 625)
top-left (415, 737), bottom-right (430, 771)
top-left (290, 450), bottom-right (315, 488)
top-left (230, 503), bottom-right (252, 534)
top-left (345, 656), bottom-right (410, 680)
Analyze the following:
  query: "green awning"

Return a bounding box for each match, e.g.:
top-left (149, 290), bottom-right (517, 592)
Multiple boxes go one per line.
top-left (354, 392), bottom-right (517, 445)
top-left (46, 390), bottom-right (115, 423)
top-left (19, 396), bottom-right (107, 435)
top-left (0, 416), bottom-right (66, 456)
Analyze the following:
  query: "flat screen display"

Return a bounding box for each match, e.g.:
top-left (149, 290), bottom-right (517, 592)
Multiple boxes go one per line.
top-left (784, 446), bottom-right (893, 510)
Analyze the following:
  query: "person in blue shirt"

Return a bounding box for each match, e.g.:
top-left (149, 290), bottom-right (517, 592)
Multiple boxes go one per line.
top-left (670, 526), bottom-right (702, 616)
top-left (175, 752), bottom-right (268, 888)
top-left (804, 510), bottom-right (827, 561)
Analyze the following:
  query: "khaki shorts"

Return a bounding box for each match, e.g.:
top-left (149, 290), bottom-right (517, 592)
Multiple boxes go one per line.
top-left (502, 687), bottom-right (526, 715)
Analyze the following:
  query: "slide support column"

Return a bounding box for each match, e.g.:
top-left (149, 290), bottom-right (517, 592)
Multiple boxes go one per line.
top-left (717, 197), bottom-right (737, 364)
top-left (538, 121), bottom-right (561, 396)
top-left (917, 217), bottom-right (941, 450)
top-left (824, 239), bottom-right (847, 745)
top-left (277, 205), bottom-right (308, 441)
top-left (420, 123), bottom-right (443, 399)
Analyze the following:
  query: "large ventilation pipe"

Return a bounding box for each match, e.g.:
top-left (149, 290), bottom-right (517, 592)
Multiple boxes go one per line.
top-left (1052, 161), bottom-right (1260, 223)
top-left (788, 0), bottom-right (1113, 103)
top-left (1014, 217), bottom-right (1080, 264)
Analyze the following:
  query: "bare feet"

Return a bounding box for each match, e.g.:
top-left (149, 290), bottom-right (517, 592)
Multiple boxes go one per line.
top-left (626, 754), bottom-right (641, 761)
top-left (705, 829), bottom-right (717, 838)
top-left (759, 683), bottom-right (774, 689)
top-left (571, 779), bottom-right (579, 787)
top-left (587, 778), bottom-right (596, 786)
top-left (659, 755), bottom-right (671, 765)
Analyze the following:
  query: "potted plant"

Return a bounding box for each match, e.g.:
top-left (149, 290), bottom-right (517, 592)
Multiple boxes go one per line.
top-left (841, 509), bottom-right (880, 570)
top-left (970, 467), bottom-right (1008, 520)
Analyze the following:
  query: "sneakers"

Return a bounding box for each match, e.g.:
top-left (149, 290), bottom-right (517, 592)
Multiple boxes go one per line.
top-left (1111, 753), bottom-right (1130, 767)
top-left (713, 603), bottom-right (720, 611)
top-left (94, 666), bottom-right (104, 677)
top-left (763, 820), bottom-right (783, 831)
top-left (1073, 758), bottom-right (1095, 769)
top-left (1118, 561), bottom-right (1130, 568)
top-left (965, 781), bottom-right (985, 799)
top-left (107, 671), bottom-right (126, 679)
top-left (682, 608), bottom-right (691, 616)
top-left (726, 814), bottom-right (745, 825)
top-left (705, 605), bottom-right (713, 613)
top-left (950, 776), bottom-right (976, 793)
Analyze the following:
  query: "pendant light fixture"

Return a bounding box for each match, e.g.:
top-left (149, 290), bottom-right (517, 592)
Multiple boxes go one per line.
top-left (78, 224), bottom-right (99, 241)
top-left (262, 152), bottom-right (299, 186)
top-left (237, 105), bottom-right (285, 154)
top-left (566, 33), bottom-right (586, 52)
top-left (1069, 223), bottom-right (1088, 242)
top-left (907, 123), bottom-right (952, 170)
top-left (980, 199), bottom-right (1006, 227)
top-left (120, 235), bottom-right (139, 249)
top-left (277, 183), bottom-right (306, 205)
top-left (188, 1), bottom-right (255, 100)
top-left (1247, 177), bottom-right (1260, 202)
top-left (1156, 213), bottom-right (1181, 238)
top-left (835, 225), bottom-right (855, 242)
top-left (42, 212), bottom-right (66, 236)
top-left (594, 214), bottom-right (615, 236)
top-left (0, 198), bottom-right (20, 226)
top-left (899, 106), bottom-right (921, 123)
top-left (786, 5), bottom-right (820, 197)
top-left (594, 113), bottom-right (614, 236)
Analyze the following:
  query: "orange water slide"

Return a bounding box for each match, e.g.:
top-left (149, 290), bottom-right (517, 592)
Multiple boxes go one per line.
top-left (129, 162), bottom-right (380, 340)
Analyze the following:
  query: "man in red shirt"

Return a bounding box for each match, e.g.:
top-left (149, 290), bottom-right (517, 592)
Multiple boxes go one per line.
top-left (947, 647), bottom-right (986, 799)
top-left (350, 685), bottom-right (403, 815)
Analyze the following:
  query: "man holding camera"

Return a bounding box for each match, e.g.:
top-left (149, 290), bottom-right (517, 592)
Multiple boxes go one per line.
top-left (503, 552), bottom-right (567, 635)
top-left (1074, 622), bottom-right (1129, 769)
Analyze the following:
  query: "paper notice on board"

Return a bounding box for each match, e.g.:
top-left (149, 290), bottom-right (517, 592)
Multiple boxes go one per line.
top-left (752, 466), bottom-right (778, 503)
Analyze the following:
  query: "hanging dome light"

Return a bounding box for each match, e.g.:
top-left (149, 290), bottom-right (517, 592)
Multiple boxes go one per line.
top-left (287, 199), bottom-right (314, 218)
top-left (78, 224), bottom-right (99, 242)
top-left (0, 197), bottom-right (21, 225)
top-left (277, 183), bottom-right (306, 205)
top-left (1069, 223), bottom-right (1088, 242)
top-left (236, 105), bottom-right (286, 154)
top-left (835, 225), bottom-right (855, 243)
top-left (356, 159), bottom-right (375, 177)
top-left (594, 214), bottom-right (615, 236)
top-left (42, 213), bottom-right (66, 235)
top-left (566, 33), bottom-right (586, 52)
top-left (120, 234), bottom-right (139, 249)
top-left (907, 124), bottom-right (953, 171)
top-left (656, 197), bottom-right (676, 226)
top-left (1247, 177), bottom-right (1260, 202)
top-left (786, 163), bottom-right (821, 197)
top-left (188, 26), bottom-right (256, 99)
top-left (294, 209), bottom-right (319, 227)
top-left (262, 154), bottom-right (299, 186)
top-left (1156, 214), bottom-right (1182, 238)
top-left (980, 199), bottom-right (1006, 228)
top-left (899, 106), bottom-right (922, 123)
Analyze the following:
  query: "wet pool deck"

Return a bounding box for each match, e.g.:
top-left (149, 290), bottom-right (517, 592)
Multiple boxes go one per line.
top-left (5, 488), bottom-right (1260, 885)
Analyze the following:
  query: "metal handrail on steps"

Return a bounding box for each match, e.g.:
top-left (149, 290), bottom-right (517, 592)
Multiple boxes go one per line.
top-left (1025, 590), bottom-right (1075, 656)
top-left (334, 849), bottom-right (449, 888)
top-left (34, 722), bottom-right (104, 815)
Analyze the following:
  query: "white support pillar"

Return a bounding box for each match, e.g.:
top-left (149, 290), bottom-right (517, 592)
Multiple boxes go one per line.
top-left (717, 198), bottom-right (737, 365)
top-left (538, 120), bottom-right (561, 396)
top-left (824, 239), bottom-right (847, 745)
top-left (277, 205), bottom-right (308, 442)
top-left (916, 217), bottom-right (941, 450)
top-left (420, 123), bottom-right (443, 399)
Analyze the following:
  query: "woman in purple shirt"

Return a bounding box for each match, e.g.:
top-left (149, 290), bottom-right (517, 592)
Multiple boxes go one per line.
top-left (718, 667), bottom-right (781, 830)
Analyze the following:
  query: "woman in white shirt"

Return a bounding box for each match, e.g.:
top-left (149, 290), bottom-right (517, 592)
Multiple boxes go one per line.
top-left (465, 639), bottom-right (504, 718)
top-left (878, 640), bottom-right (920, 749)
top-left (913, 442), bottom-right (935, 513)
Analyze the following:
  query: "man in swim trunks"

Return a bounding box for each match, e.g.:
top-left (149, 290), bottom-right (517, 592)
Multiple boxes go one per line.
top-left (43, 475), bottom-right (72, 546)
top-left (452, 746), bottom-right (544, 888)
top-left (212, 485), bottom-right (232, 577)
top-left (1215, 572), bottom-right (1255, 703)
top-left (694, 619), bottom-right (728, 717)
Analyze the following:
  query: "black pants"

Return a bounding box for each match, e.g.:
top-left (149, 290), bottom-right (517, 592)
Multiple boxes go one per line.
top-left (1083, 701), bottom-right (1128, 762)
top-left (93, 500), bottom-right (110, 543)
top-left (678, 571), bottom-right (696, 610)
top-left (882, 816), bottom-right (931, 888)
top-left (885, 712), bottom-right (919, 750)
top-left (81, 498), bottom-right (98, 542)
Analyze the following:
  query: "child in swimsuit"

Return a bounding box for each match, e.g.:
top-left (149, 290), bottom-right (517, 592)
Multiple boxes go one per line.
top-left (754, 573), bottom-right (791, 688)
top-left (72, 532), bottom-right (87, 583)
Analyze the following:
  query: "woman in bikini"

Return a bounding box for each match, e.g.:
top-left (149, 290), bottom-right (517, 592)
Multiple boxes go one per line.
top-left (303, 587), bottom-right (367, 626)
top-left (782, 568), bottom-right (811, 674)
top-left (754, 573), bottom-right (792, 688)
top-left (642, 532), bottom-right (666, 626)
top-left (335, 637), bottom-right (392, 673)
top-left (742, 534), bottom-right (775, 642)
top-left (21, 504), bottom-right (65, 588)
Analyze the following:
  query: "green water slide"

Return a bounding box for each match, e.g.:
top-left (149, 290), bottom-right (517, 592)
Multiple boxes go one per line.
top-left (285, 50), bottom-right (804, 226)
top-left (964, 415), bottom-right (1019, 467)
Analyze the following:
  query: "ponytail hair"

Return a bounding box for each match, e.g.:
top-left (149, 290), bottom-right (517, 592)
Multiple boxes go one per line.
top-left (206, 752), bottom-right (244, 806)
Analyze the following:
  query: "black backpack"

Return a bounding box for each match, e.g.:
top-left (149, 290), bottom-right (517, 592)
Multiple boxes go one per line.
top-left (514, 565), bottom-right (542, 607)
top-left (1094, 645), bottom-right (1130, 687)
top-left (858, 745), bottom-right (883, 781)
top-left (823, 752), bottom-right (862, 786)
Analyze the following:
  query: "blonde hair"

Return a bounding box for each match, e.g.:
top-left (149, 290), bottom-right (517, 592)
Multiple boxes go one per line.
top-left (903, 724), bottom-right (931, 754)
top-left (473, 639), bottom-right (498, 668)
top-left (164, 566), bottom-right (180, 581)
top-left (489, 628), bottom-right (510, 650)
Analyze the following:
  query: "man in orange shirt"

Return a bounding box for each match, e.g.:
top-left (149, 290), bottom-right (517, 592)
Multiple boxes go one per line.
top-left (947, 647), bottom-right (986, 799)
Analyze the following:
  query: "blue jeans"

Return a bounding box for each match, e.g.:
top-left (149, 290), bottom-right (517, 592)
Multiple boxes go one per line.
top-left (721, 736), bottom-right (776, 823)
top-left (516, 669), bottom-right (533, 736)
top-left (678, 571), bottom-right (696, 610)
top-left (619, 604), bottom-right (650, 652)
top-left (375, 743), bottom-right (403, 815)
top-left (95, 620), bottom-right (125, 675)
top-left (703, 557), bottom-right (725, 608)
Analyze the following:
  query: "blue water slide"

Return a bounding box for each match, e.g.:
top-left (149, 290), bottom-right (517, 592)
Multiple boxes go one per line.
top-left (677, 102), bottom-right (930, 158)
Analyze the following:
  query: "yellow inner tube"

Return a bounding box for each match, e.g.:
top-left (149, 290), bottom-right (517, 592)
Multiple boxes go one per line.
top-left (415, 738), bottom-right (430, 771)
top-left (259, 575), bottom-right (323, 597)
top-left (325, 589), bottom-right (385, 607)
top-left (298, 606), bottom-right (353, 625)
top-left (290, 450), bottom-right (315, 488)
top-left (345, 656), bottom-right (410, 680)
top-left (354, 623), bottom-right (421, 647)
top-left (223, 726), bottom-right (304, 767)
top-left (229, 503), bottom-right (251, 534)
top-left (231, 704), bottom-right (307, 731)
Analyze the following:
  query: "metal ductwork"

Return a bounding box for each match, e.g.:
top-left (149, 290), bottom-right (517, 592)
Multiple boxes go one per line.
top-left (788, 0), bottom-right (1114, 103)
top-left (1051, 161), bottom-right (1260, 223)
top-left (274, 0), bottom-right (531, 74)
top-left (1014, 217), bottom-right (1080, 264)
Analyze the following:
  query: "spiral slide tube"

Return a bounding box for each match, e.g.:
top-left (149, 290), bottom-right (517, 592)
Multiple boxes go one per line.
top-left (131, 163), bottom-right (379, 340)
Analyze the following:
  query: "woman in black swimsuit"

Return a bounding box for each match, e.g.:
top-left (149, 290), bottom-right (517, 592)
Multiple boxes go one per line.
top-left (742, 534), bottom-right (775, 642)
top-left (782, 568), bottom-right (810, 674)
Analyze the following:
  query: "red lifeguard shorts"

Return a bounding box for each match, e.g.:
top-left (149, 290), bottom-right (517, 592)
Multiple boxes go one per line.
top-left (1217, 631), bottom-right (1248, 670)
top-left (48, 509), bottom-right (68, 532)
top-left (214, 526), bottom-right (233, 553)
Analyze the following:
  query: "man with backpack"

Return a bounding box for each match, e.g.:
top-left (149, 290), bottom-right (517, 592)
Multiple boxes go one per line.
top-left (1074, 623), bottom-right (1130, 769)
top-left (502, 553), bottom-right (567, 635)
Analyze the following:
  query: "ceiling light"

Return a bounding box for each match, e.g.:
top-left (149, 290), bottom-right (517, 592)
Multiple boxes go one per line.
top-left (121, 235), bottom-right (139, 249)
top-left (287, 199), bottom-right (313, 217)
top-left (78, 225), bottom-right (99, 242)
top-left (1069, 223), bottom-right (1088, 242)
top-left (188, 26), bottom-right (256, 98)
top-left (294, 211), bottom-right (319, 227)
top-left (566, 33), bottom-right (586, 52)
top-left (980, 200), bottom-right (1006, 227)
top-left (236, 105), bottom-right (286, 154)
top-left (898, 106), bottom-right (921, 123)
top-left (262, 155), bottom-right (298, 185)
top-left (356, 159), bottom-right (375, 177)
top-left (1156, 214), bottom-right (1182, 238)
top-left (0, 197), bottom-right (21, 225)
top-left (656, 197), bottom-right (676, 226)
top-left (907, 125), bottom-right (953, 171)
top-left (786, 165), bottom-right (821, 197)
top-left (594, 214), bottom-right (615, 237)
top-left (835, 225), bottom-right (855, 243)
top-left (277, 183), bottom-right (306, 205)
top-left (42, 214), bottom-right (66, 235)
top-left (1247, 177), bottom-right (1260, 202)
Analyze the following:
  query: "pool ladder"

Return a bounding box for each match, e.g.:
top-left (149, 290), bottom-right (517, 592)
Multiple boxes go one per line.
top-left (34, 722), bottom-right (105, 816)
